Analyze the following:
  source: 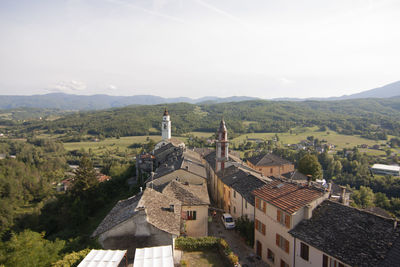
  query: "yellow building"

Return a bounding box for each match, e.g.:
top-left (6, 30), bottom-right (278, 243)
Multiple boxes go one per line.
top-left (247, 153), bottom-right (294, 178)
top-left (253, 180), bottom-right (329, 267)
top-left (162, 180), bottom-right (210, 237)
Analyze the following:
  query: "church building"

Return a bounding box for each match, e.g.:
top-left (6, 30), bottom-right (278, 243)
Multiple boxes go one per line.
top-left (154, 108), bottom-right (185, 151)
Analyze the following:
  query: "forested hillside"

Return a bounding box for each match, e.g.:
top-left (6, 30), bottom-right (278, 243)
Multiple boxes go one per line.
top-left (9, 98), bottom-right (400, 140)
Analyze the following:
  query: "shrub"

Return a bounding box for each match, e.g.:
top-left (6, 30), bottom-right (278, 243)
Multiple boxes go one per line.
top-left (235, 215), bottom-right (254, 246)
top-left (52, 248), bottom-right (90, 267)
top-left (175, 236), bottom-right (219, 251)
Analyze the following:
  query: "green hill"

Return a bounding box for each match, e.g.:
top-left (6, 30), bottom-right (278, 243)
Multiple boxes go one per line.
top-left (9, 98), bottom-right (400, 140)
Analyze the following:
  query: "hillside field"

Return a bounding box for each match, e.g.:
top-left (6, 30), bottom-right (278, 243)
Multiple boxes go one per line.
top-left (60, 127), bottom-right (391, 157)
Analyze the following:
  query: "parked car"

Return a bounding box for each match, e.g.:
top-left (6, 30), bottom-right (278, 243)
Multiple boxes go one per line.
top-left (221, 213), bottom-right (235, 229)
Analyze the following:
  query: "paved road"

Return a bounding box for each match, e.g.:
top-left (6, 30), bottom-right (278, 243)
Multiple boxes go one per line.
top-left (208, 212), bottom-right (269, 267)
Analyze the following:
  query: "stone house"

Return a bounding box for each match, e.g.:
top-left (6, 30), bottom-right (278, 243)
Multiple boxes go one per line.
top-left (246, 153), bottom-right (294, 177)
top-left (289, 200), bottom-right (400, 267)
top-left (162, 180), bottom-right (210, 237)
top-left (91, 188), bottom-right (181, 260)
top-left (219, 165), bottom-right (270, 221)
top-left (252, 180), bottom-right (329, 267)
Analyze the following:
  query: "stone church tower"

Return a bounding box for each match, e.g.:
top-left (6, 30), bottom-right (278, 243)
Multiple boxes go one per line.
top-left (216, 119), bottom-right (229, 172)
top-left (162, 108), bottom-right (171, 140)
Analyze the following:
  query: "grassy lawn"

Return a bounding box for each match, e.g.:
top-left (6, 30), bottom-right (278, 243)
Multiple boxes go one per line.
top-left (181, 251), bottom-right (226, 267)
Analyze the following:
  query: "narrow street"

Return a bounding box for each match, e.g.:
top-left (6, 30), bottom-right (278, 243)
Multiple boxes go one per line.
top-left (208, 211), bottom-right (269, 267)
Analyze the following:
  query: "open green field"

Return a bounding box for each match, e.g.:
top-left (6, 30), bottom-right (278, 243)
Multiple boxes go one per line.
top-left (230, 126), bottom-right (387, 150)
top-left (54, 126), bottom-right (392, 157)
top-left (185, 131), bottom-right (214, 138)
top-left (62, 135), bottom-right (187, 155)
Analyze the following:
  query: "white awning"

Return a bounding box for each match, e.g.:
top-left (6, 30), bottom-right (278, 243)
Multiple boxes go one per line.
top-left (78, 249), bottom-right (127, 267)
top-left (133, 245), bottom-right (174, 267)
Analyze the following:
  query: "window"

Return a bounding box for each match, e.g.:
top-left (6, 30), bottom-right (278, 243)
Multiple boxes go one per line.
top-left (280, 259), bottom-right (289, 267)
top-left (300, 242), bottom-right (309, 261)
top-left (255, 219), bottom-right (266, 235)
top-left (186, 211), bottom-right (196, 220)
top-left (267, 249), bottom-right (275, 263)
top-left (323, 254), bottom-right (345, 267)
top-left (276, 234), bottom-right (289, 253)
top-left (277, 210), bottom-right (290, 228)
top-left (233, 190), bottom-right (236, 198)
top-left (270, 168), bottom-right (273, 174)
top-left (245, 200), bottom-right (247, 209)
top-left (234, 206), bottom-right (236, 214)
top-left (256, 197), bottom-right (265, 213)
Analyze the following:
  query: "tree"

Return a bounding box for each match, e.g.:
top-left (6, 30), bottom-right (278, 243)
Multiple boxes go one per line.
top-left (375, 192), bottom-right (390, 209)
top-left (72, 155), bottom-right (98, 193)
top-left (0, 230), bottom-right (65, 267)
top-left (352, 186), bottom-right (375, 208)
top-left (298, 154), bottom-right (323, 180)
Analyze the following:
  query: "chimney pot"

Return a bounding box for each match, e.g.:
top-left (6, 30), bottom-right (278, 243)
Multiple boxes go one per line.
top-left (304, 204), bottom-right (312, 219)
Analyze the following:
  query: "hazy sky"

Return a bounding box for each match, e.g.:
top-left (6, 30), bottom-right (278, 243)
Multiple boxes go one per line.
top-left (0, 0), bottom-right (399, 98)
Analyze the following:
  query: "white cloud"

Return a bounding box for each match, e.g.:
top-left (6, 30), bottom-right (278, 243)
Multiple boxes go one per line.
top-left (48, 80), bottom-right (87, 94)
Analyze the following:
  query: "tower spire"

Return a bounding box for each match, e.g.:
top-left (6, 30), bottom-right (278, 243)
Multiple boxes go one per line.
top-left (216, 117), bottom-right (229, 172)
top-left (161, 108), bottom-right (171, 140)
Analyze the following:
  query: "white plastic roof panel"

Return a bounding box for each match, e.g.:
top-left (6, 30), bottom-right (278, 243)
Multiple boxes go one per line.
top-left (78, 249), bottom-right (127, 267)
top-left (133, 245), bottom-right (174, 267)
top-left (372, 164), bottom-right (400, 172)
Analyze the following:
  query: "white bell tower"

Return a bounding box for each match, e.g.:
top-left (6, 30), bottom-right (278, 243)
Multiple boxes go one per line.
top-left (162, 108), bottom-right (171, 140)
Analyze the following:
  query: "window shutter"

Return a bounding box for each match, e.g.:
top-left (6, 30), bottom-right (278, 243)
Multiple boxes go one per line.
top-left (262, 223), bottom-right (266, 235)
top-left (277, 210), bottom-right (281, 221)
top-left (285, 214), bottom-right (290, 228)
top-left (263, 201), bottom-right (266, 213)
top-left (285, 239), bottom-right (289, 253)
top-left (256, 198), bottom-right (259, 209)
top-left (323, 255), bottom-right (328, 267)
top-left (193, 211), bottom-right (197, 220)
top-left (276, 234), bottom-right (280, 246)
top-left (255, 219), bottom-right (259, 230)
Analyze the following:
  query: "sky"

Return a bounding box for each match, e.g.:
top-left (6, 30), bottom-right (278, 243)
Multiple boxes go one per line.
top-left (0, 0), bottom-right (399, 99)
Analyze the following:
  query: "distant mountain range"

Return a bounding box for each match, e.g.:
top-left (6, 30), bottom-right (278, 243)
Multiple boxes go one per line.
top-left (0, 80), bottom-right (398, 110)
top-left (0, 94), bottom-right (259, 110)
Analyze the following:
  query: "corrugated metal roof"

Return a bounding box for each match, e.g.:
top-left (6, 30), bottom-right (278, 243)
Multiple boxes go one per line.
top-left (133, 245), bottom-right (174, 267)
top-left (372, 164), bottom-right (400, 172)
top-left (78, 249), bottom-right (126, 267)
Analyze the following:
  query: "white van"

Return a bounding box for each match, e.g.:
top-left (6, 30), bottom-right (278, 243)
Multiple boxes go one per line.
top-left (221, 213), bottom-right (235, 229)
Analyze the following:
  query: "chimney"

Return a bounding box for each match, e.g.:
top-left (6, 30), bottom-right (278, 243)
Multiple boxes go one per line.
top-left (328, 182), bottom-right (332, 192)
top-left (169, 204), bottom-right (174, 212)
top-left (304, 204), bottom-right (312, 219)
top-left (307, 175), bottom-right (312, 186)
top-left (340, 186), bottom-right (346, 204)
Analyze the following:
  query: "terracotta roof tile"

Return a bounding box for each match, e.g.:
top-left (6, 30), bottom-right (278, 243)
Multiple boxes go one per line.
top-left (253, 180), bottom-right (326, 214)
